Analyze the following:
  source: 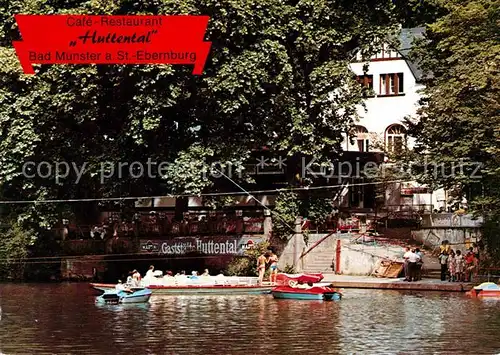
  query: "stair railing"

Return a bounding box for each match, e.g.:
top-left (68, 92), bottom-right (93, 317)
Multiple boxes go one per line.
top-left (299, 231), bottom-right (336, 260)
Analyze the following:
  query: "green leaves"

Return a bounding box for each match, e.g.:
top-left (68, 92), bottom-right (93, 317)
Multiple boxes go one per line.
top-left (0, 0), bottom-right (399, 231)
top-left (161, 144), bottom-right (214, 195)
top-left (0, 220), bottom-right (36, 280)
top-left (408, 0), bottom-right (500, 253)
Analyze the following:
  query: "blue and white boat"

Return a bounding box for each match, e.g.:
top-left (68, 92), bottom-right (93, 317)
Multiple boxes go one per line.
top-left (96, 288), bottom-right (152, 305)
top-left (272, 284), bottom-right (342, 301)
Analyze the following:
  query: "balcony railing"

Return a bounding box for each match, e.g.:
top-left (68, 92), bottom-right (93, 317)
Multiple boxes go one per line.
top-left (60, 216), bottom-right (265, 240)
top-left (383, 204), bottom-right (434, 220)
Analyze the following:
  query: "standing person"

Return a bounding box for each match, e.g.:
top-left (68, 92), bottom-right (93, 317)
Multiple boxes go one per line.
top-left (447, 250), bottom-right (456, 282)
top-left (403, 247), bottom-right (411, 281)
top-left (465, 248), bottom-right (475, 282)
top-left (438, 252), bottom-right (449, 281)
top-left (439, 241), bottom-right (446, 254)
top-left (472, 242), bottom-right (480, 260)
top-left (455, 250), bottom-right (464, 282)
top-left (444, 240), bottom-right (451, 254)
top-left (440, 240), bottom-right (450, 255)
top-left (143, 265), bottom-right (154, 284)
top-left (415, 248), bottom-right (424, 281)
top-left (472, 243), bottom-right (480, 279)
top-left (257, 252), bottom-right (270, 285)
top-left (268, 251), bottom-right (279, 285)
top-left (407, 249), bottom-right (421, 282)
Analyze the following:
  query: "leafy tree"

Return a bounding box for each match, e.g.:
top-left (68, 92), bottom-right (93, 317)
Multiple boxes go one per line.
top-left (0, 0), bottom-right (400, 275)
top-left (392, 0), bottom-right (446, 27)
top-left (271, 191), bottom-right (301, 241)
top-left (0, 220), bottom-right (36, 280)
top-left (301, 194), bottom-right (334, 227)
top-left (406, 0), bottom-right (499, 259)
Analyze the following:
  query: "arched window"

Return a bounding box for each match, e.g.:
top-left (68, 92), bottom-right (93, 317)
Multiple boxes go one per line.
top-left (385, 124), bottom-right (406, 153)
top-left (355, 125), bottom-right (369, 152)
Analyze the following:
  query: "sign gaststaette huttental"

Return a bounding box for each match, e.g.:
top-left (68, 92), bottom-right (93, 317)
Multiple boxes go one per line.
top-left (140, 236), bottom-right (263, 256)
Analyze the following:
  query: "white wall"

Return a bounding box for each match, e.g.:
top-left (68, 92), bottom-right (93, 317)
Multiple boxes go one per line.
top-left (343, 56), bottom-right (447, 210)
top-left (345, 59), bottom-right (424, 152)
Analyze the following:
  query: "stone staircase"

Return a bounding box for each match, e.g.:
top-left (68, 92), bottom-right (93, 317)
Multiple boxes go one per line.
top-left (302, 252), bottom-right (335, 273)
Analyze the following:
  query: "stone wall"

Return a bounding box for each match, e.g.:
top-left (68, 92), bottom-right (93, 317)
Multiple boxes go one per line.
top-left (412, 213), bottom-right (483, 252)
top-left (411, 227), bottom-right (482, 252)
top-left (279, 231), bottom-right (405, 276)
top-left (60, 255), bottom-right (107, 281)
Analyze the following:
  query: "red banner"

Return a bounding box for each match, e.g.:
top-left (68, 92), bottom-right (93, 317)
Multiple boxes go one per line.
top-left (13, 15), bottom-right (212, 74)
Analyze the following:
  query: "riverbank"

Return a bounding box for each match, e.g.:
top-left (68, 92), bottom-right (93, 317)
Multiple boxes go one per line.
top-left (322, 274), bottom-right (474, 292)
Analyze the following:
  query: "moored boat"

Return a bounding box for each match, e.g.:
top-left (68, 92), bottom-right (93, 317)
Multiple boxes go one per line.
top-left (146, 284), bottom-right (272, 295)
top-left (466, 282), bottom-right (500, 298)
top-left (90, 273), bottom-right (324, 295)
top-left (96, 288), bottom-right (152, 305)
top-left (272, 285), bottom-right (342, 301)
top-left (91, 276), bottom-right (273, 295)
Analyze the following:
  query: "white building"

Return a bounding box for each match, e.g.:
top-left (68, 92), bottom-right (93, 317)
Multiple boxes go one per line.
top-left (345, 28), bottom-right (448, 215)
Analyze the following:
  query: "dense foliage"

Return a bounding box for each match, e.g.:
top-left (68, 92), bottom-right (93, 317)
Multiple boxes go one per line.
top-left (0, 0), bottom-right (399, 225)
top-left (0, 220), bottom-right (36, 280)
top-left (0, 0), bottom-right (401, 277)
top-left (271, 191), bottom-right (334, 244)
top-left (392, 0), bottom-right (446, 27)
top-left (271, 191), bottom-right (301, 241)
top-left (407, 0), bottom-right (499, 260)
top-left (225, 240), bottom-right (270, 276)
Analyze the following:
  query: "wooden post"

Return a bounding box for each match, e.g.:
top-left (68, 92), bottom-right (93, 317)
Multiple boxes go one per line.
top-left (294, 216), bottom-right (303, 272)
top-left (335, 239), bottom-right (341, 274)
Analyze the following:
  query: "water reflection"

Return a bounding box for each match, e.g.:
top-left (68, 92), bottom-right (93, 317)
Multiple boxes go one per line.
top-left (1, 284), bottom-right (500, 354)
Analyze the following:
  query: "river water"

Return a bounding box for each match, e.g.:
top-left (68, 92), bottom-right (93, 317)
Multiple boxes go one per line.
top-left (1, 283), bottom-right (500, 354)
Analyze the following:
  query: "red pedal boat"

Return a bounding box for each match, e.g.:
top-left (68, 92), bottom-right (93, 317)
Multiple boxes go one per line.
top-left (275, 273), bottom-right (324, 285)
top-left (272, 273), bottom-right (341, 300)
top-left (466, 282), bottom-right (500, 298)
top-left (272, 284), bottom-right (342, 301)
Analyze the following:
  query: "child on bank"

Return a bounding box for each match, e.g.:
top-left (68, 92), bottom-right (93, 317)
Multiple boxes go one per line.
top-left (447, 250), bottom-right (456, 282)
top-left (455, 250), bottom-right (464, 282)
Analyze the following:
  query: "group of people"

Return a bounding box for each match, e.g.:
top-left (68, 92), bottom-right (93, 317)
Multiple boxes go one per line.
top-left (403, 241), bottom-right (482, 282)
top-left (438, 241), bottom-right (480, 282)
top-left (403, 247), bottom-right (424, 282)
top-left (257, 250), bottom-right (279, 285)
top-left (118, 266), bottom-right (214, 288)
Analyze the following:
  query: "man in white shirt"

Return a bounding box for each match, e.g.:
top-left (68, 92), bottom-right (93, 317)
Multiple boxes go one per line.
top-left (143, 265), bottom-right (154, 286)
top-left (406, 249), bottom-right (421, 282)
